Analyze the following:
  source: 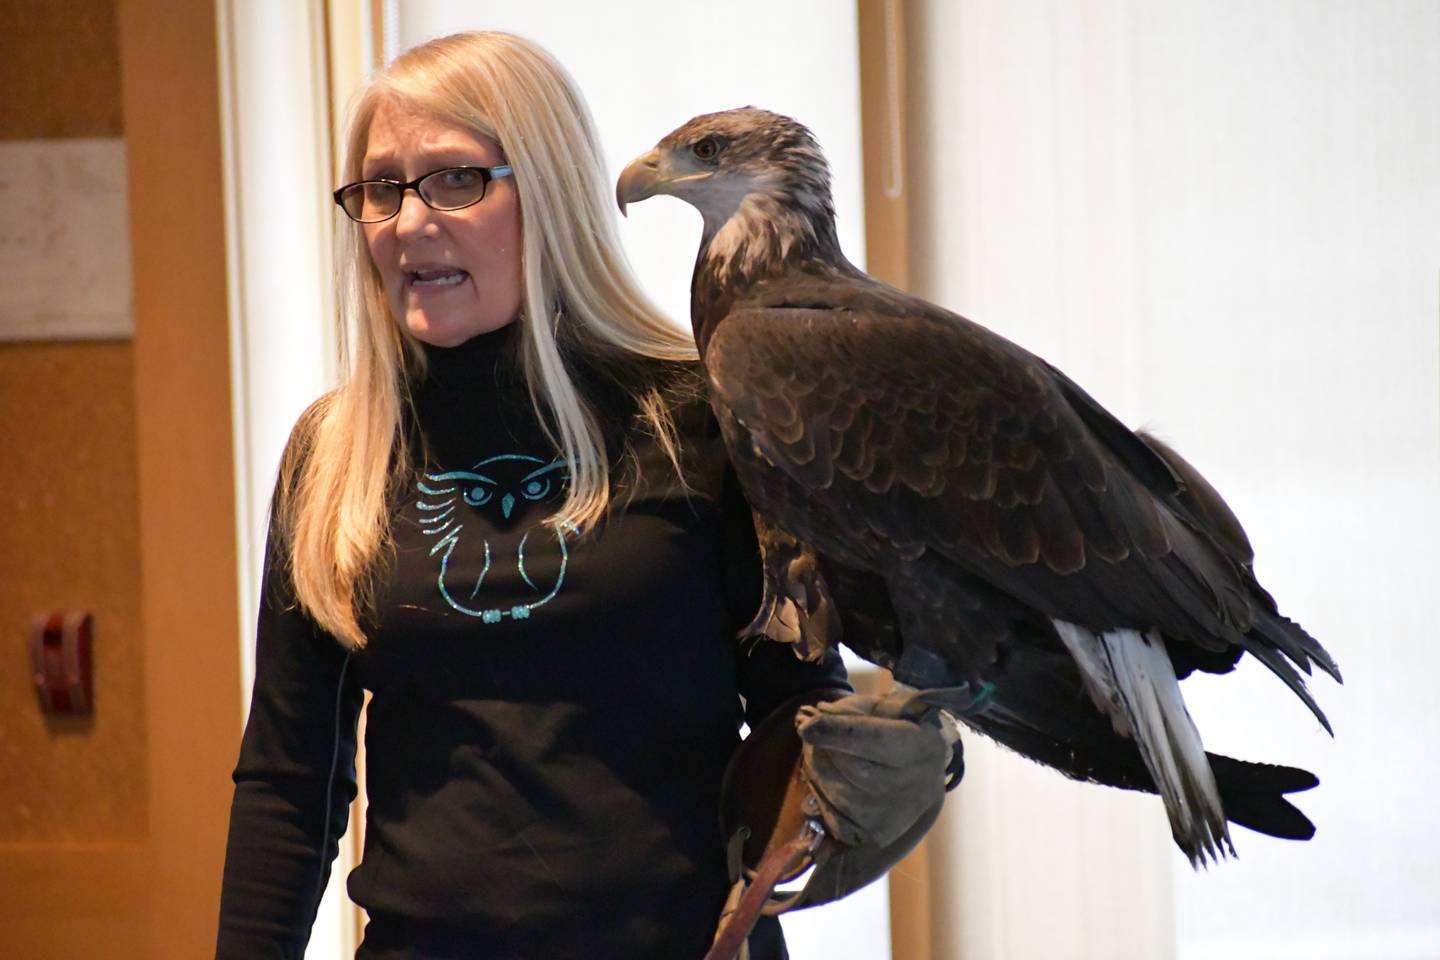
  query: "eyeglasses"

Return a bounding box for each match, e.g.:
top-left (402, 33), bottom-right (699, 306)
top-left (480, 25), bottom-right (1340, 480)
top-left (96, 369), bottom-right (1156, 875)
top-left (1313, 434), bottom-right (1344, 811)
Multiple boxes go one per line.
top-left (333, 165), bottom-right (514, 223)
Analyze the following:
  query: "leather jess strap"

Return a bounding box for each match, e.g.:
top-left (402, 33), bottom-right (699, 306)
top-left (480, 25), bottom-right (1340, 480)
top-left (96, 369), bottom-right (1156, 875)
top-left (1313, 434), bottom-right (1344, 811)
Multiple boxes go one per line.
top-left (703, 819), bottom-right (826, 960)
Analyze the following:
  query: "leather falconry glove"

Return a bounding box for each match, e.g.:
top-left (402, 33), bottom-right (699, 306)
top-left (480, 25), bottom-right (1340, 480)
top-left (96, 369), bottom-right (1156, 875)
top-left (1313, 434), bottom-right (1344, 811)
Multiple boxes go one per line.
top-left (794, 689), bottom-right (964, 849)
top-left (707, 685), bottom-right (984, 960)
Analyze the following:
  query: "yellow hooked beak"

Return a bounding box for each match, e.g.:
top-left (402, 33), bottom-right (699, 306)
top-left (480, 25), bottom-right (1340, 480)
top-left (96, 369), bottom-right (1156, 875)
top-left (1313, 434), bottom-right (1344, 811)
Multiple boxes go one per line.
top-left (616, 148), bottom-right (663, 217)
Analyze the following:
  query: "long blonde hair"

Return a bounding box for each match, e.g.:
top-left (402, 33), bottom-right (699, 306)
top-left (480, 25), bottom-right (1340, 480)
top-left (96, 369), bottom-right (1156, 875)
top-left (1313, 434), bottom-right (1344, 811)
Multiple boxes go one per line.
top-left (280, 31), bottom-right (697, 649)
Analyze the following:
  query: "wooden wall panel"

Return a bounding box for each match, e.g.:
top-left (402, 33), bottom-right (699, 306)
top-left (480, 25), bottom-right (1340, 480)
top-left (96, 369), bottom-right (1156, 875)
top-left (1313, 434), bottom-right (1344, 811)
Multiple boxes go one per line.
top-left (0, 0), bottom-right (123, 139)
top-left (0, 0), bottom-right (142, 848)
top-left (0, 3), bottom-right (153, 958)
top-left (858, 0), bottom-right (911, 292)
top-left (118, 0), bottom-right (242, 956)
top-left (1, 2), bottom-right (240, 958)
top-left (0, 342), bottom-right (146, 844)
top-left (857, 4), bottom-right (928, 959)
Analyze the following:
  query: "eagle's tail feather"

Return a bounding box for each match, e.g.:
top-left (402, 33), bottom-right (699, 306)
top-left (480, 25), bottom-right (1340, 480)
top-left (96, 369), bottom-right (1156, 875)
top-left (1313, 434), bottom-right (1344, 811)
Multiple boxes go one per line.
top-left (1251, 607), bottom-right (1342, 683)
top-left (1207, 754), bottom-right (1318, 841)
top-left (1054, 620), bottom-right (1233, 866)
top-left (1239, 633), bottom-right (1334, 735)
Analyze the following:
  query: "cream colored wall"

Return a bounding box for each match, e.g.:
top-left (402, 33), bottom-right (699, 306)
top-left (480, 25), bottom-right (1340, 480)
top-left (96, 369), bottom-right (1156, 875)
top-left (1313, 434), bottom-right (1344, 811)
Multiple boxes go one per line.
top-left (905, 2), bottom-right (1439, 958)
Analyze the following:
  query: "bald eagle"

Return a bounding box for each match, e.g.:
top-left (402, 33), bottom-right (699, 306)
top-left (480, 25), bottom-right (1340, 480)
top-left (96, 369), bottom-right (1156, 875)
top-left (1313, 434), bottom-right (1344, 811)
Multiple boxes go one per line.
top-left (618, 107), bottom-right (1341, 866)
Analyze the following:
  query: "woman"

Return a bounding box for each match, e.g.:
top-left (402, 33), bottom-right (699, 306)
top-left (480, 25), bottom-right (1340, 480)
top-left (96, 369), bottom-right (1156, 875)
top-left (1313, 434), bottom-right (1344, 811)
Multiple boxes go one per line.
top-left (217, 31), bottom-right (947, 960)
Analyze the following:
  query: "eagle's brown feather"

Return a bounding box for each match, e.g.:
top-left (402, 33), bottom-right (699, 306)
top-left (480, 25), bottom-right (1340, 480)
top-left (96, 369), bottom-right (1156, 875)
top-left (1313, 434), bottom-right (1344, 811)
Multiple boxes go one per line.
top-left (621, 105), bottom-right (1340, 864)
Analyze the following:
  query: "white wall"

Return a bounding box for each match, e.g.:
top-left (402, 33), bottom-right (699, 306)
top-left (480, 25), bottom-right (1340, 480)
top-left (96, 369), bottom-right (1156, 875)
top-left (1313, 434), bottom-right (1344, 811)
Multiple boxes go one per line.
top-left (909, 1), bottom-right (1440, 957)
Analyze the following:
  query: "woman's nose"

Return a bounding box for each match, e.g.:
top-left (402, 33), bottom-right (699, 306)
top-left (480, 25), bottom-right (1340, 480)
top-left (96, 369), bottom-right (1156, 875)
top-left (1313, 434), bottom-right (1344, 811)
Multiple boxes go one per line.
top-left (393, 188), bottom-right (438, 237)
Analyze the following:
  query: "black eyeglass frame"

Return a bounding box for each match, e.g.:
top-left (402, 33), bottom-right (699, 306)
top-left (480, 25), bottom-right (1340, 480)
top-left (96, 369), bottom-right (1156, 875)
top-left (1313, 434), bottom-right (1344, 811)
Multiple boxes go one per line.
top-left (332, 164), bottom-right (515, 223)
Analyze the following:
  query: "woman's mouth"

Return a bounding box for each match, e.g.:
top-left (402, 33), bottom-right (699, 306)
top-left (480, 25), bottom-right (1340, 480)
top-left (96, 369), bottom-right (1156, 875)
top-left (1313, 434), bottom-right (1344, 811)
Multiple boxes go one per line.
top-left (407, 268), bottom-right (470, 289)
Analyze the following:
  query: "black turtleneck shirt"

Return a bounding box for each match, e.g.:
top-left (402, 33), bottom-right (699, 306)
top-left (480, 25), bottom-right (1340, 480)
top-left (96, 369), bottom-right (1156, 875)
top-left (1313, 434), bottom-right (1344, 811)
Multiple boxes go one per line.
top-left (216, 323), bottom-right (849, 960)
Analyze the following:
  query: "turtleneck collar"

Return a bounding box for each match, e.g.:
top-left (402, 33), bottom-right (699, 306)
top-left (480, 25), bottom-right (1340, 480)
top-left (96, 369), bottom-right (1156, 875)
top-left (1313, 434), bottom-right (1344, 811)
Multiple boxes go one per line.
top-left (415, 319), bottom-right (523, 396)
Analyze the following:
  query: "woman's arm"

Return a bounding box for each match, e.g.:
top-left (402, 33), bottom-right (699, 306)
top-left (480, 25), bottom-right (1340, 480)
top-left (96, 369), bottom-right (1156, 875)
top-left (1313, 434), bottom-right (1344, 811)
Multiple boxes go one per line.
top-left (215, 518), bottom-right (363, 959)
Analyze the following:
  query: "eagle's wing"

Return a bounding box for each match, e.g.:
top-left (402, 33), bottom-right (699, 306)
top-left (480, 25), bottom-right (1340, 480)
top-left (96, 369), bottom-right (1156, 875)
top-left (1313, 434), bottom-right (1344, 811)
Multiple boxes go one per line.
top-left (706, 269), bottom-right (1336, 713)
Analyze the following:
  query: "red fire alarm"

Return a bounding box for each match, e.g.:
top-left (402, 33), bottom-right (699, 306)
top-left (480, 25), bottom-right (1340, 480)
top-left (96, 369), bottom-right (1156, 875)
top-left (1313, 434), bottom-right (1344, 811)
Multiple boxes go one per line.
top-left (30, 611), bottom-right (94, 716)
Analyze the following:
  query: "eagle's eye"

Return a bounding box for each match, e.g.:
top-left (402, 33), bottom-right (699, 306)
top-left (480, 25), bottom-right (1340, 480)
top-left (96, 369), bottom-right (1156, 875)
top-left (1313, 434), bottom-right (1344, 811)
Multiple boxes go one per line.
top-left (692, 136), bottom-right (721, 161)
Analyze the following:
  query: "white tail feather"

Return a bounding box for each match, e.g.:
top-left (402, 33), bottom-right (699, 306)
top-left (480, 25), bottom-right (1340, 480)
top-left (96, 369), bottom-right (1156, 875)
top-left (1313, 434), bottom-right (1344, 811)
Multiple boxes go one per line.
top-left (1053, 620), bottom-right (1233, 865)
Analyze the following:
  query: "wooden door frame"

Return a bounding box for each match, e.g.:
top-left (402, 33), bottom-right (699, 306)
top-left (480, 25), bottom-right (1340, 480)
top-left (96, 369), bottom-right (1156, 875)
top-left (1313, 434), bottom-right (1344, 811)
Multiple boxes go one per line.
top-left (116, 1), bottom-right (242, 957)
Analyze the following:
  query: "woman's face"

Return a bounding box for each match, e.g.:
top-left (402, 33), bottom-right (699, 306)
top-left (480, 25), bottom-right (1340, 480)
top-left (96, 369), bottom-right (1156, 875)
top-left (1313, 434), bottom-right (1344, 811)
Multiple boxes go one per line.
top-left (361, 99), bottom-right (523, 348)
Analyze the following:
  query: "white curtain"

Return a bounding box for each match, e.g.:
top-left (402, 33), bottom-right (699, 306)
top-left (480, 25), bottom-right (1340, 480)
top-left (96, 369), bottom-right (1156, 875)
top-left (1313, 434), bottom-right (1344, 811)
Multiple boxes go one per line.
top-left (216, 0), bottom-right (348, 953)
top-left (908, 1), bottom-right (1440, 957)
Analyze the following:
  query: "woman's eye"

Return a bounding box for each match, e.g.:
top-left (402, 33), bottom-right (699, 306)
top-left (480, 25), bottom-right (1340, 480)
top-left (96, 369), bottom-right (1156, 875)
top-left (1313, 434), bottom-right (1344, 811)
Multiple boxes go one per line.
top-left (463, 486), bottom-right (492, 506)
top-left (692, 137), bottom-right (720, 161)
top-left (441, 168), bottom-right (481, 188)
top-left (522, 479), bottom-right (549, 500)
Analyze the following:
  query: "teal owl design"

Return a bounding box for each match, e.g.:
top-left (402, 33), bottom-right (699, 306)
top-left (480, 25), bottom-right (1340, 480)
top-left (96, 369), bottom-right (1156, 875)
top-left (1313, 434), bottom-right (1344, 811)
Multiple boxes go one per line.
top-left (415, 453), bottom-right (577, 622)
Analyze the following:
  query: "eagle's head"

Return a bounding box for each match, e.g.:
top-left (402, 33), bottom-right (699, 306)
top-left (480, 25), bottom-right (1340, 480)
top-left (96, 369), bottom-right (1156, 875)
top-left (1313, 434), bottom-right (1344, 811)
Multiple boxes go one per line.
top-left (617, 107), bottom-right (841, 284)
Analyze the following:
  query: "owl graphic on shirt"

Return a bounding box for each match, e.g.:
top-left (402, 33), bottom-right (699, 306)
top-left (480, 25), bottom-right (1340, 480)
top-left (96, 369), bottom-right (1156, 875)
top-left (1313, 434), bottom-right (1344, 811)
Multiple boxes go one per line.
top-left (414, 453), bottom-right (576, 622)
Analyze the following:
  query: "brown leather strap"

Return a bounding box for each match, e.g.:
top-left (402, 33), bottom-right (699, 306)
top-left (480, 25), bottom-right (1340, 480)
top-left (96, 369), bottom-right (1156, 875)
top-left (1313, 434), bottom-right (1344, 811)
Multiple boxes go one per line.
top-left (703, 819), bottom-right (826, 960)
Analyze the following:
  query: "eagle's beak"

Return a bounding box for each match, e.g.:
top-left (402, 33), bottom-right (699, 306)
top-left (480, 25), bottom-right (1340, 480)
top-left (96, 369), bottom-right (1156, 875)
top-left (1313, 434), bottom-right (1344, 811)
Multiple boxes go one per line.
top-left (616, 148), bottom-right (663, 218)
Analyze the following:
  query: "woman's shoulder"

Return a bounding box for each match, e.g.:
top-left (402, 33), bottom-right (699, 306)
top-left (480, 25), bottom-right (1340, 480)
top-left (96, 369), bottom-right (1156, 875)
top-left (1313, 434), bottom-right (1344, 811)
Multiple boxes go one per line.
top-left (575, 349), bottom-right (727, 494)
top-left (294, 390), bottom-right (340, 433)
top-left (280, 391), bottom-right (339, 464)
top-left (651, 357), bottom-right (713, 426)
top-left (577, 347), bottom-right (708, 427)
top-left (634, 357), bottom-right (722, 449)
top-left (270, 391), bottom-right (353, 511)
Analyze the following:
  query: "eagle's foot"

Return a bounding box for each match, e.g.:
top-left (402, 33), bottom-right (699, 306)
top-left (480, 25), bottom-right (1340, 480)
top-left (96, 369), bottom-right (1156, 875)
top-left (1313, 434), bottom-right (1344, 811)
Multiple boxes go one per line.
top-left (740, 513), bottom-right (841, 660)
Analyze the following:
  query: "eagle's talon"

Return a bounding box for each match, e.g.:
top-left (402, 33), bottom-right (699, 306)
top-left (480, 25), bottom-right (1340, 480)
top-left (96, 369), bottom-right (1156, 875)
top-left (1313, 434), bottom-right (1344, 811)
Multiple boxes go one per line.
top-left (745, 513), bottom-right (840, 658)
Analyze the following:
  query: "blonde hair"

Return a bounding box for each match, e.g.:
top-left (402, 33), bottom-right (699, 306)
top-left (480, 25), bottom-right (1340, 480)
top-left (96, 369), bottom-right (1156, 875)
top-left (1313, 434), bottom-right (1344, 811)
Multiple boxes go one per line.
top-left (280, 31), bottom-right (698, 649)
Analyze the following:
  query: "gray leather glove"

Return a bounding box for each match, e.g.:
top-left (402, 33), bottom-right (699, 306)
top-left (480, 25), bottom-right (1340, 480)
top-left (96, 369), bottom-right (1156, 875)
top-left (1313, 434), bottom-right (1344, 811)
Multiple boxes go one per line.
top-left (794, 690), bottom-right (961, 849)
